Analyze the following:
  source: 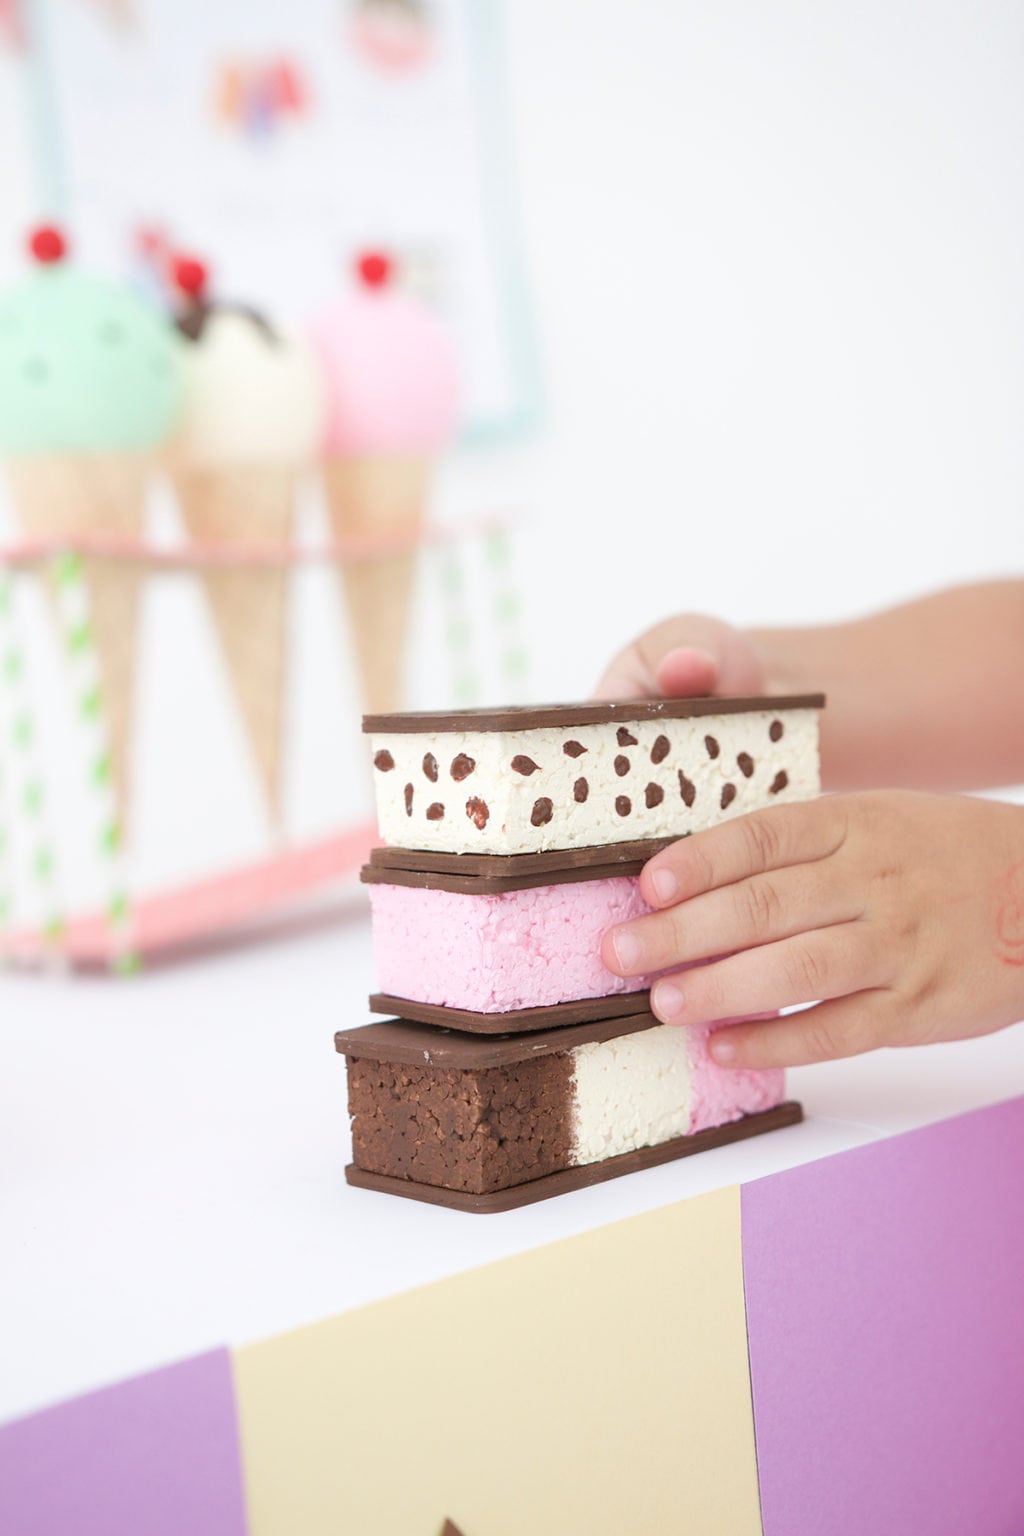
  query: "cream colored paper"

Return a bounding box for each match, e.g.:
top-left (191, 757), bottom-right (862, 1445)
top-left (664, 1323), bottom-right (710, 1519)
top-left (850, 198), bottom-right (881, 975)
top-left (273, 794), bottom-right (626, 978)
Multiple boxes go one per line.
top-left (233, 1187), bottom-right (761, 1536)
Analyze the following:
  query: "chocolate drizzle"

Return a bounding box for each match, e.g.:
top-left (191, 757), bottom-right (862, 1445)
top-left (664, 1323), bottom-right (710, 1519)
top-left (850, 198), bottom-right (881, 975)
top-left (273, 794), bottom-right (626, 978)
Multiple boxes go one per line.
top-left (174, 300), bottom-right (280, 346)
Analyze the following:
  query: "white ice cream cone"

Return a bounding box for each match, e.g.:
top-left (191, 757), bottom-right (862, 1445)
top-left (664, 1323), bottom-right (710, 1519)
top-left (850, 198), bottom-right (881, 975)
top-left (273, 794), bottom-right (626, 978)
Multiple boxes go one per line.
top-left (175, 463), bottom-right (295, 819)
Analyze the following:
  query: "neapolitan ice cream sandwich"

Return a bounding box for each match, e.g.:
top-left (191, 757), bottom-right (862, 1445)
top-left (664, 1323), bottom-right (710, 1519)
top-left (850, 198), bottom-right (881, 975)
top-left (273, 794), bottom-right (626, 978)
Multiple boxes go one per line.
top-left (365, 696), bottom-right (824, 856)
top-left (338, 1012), bottom-right (800, 1212)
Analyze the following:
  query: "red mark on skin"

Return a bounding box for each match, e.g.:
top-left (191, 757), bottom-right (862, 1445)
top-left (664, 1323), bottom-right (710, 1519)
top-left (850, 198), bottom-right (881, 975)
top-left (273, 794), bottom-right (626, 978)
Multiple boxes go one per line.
top-left (993, 859), bottom-right (1024, 967)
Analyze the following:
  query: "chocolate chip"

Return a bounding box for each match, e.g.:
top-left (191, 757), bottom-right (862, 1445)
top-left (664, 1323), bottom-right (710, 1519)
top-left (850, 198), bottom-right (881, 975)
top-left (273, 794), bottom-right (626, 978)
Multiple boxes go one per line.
top-left (645, 782), bottom-right (664, 809)
top-left (422, 752), bottom-right (438, 783)
top-left (737, 752), bottom-right (754, 778)
top-left (511, 754), bottom-right (540, 775)
top-left (450, 753), bottom-right (476, 782)
top-left (563, 741), bottom-right (588, 761)
top-left (373, 750), bottom-right (395, 772)
top-left (404, 783), bottom-right (414, 816)
top-left (466, 796), bottom-right (489, 829)
top-left (531, 797), bottom-right (553, 827)
top-left (704, 735), bottom-right (720, 759)
top-left (426, 802), bottom-right (445, 821)
top-left (769, 720), bottom-right (784, 742)
top-left (650, 735), bottom-right (670, 765)
top-left (615, 795), bottom-right (632, 817)
top-left (770, 770), bottom-right (789, 794)
top-left (721, 783), bottom-right (737, 809)
top-left (573, 777), bottom-right (589, 803)
top-left (614, 754), bottom-right (631, 777)
top-left (678, 772), bottom-right (696, 808)
top-left (616, 727), bottom-right (639, 747)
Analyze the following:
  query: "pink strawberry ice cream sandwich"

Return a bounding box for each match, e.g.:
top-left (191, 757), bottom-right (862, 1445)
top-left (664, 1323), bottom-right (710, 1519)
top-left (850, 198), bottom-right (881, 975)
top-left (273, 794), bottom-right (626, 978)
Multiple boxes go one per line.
top-left (338, 1011), bottom-right (796, 1212)
top-left (363, 848), bottom-right (663, 1029)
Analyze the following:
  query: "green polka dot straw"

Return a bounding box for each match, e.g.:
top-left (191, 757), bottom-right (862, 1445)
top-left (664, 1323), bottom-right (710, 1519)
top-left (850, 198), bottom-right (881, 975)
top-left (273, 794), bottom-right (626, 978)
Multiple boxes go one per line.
top-left (0, 566), bottom-right (65, 955)
top-left (50, 552), bottom-right (137, 971)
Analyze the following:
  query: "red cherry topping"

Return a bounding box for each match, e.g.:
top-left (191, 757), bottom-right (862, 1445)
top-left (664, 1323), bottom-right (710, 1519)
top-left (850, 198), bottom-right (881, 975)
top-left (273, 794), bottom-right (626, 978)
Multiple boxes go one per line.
top-left (356, 250), bottom-right (392, 289)
top-left (171, 255), bottom-right (208, 300)
top-left (29, 225), bottom-right (67, 264)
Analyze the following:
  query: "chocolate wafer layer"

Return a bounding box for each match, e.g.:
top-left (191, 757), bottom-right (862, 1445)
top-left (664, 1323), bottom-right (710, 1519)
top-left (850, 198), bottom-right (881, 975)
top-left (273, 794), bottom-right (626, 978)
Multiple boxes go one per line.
top-left (345, 1103), bottom-right (805, 1212)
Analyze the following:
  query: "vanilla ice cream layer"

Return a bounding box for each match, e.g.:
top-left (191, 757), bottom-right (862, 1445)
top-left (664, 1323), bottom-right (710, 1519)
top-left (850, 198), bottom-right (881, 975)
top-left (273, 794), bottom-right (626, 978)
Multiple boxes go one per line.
top-left (569, 1022), bottom-right (783, 1166)
top-left (369, 705), bottom-right (820, 855)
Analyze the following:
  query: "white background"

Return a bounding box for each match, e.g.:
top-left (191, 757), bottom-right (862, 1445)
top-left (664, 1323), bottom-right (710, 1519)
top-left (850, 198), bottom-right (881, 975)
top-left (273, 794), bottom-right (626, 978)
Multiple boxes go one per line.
top-left (447, 0), bottom-right (1024, 691)
top-left (2, 0), bottom-right (1024, 1424)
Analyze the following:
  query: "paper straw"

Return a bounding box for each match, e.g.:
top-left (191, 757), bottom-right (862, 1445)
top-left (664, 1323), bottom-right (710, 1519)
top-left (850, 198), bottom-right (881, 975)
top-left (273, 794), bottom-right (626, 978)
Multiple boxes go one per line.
top-left (0, 566), bottom-right (64, 956)
top-left (49, 551), bottom-right (138, 972)
top-left (483, 526), bottom-right (529, 697)
top-left (435, 543), bottom-right (480, 708)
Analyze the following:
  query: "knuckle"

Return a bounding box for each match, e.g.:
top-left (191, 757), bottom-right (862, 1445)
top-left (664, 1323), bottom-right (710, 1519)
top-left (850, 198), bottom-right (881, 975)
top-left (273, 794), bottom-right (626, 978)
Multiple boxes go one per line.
top-left (742, 812), bottom-right (782, 873)
top-left (783, 939), bottom-right (830, 1000)
top-left (800, 1011), bottom-right (843, 1061)
top-left (741, 876), bottom-right (784, 941)
top-left (686, 839), bottom-right (717, 896)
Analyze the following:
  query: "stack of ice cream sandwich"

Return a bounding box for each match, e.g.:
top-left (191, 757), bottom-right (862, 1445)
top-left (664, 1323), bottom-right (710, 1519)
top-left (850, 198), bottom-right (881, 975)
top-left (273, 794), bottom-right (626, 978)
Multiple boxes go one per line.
top-left (337, 695), bottom-right (824, 1212)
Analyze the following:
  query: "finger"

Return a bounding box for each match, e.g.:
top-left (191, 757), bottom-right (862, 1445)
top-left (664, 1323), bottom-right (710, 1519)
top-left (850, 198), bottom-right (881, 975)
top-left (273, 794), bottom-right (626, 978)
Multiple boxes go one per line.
top-left (640, 800), bottom-right (847, 908)
top-left (593, 645), bottom-right (660, 701)
top-left (705, 992), bottom-right (893, 1069)
top-left (648, 920), bottom-right (885, 1025)
top-left (602, 861), bottom-right (860, 977)
top-left (655, 646), bottom-right (718, 697)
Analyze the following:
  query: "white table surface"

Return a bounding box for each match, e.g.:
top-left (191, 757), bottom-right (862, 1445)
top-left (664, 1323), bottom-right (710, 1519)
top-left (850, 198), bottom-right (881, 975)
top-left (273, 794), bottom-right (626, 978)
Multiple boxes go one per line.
top-left (3, 894), bottom-right (1023, 1425)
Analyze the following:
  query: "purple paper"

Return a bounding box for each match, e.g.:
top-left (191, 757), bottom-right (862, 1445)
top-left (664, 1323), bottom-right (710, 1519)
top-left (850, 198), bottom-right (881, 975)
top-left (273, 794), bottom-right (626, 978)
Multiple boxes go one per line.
top-left (742, 1097), bottom-right (1024, 1536)
top-left (0, 1350), bottom-right (248, 1536)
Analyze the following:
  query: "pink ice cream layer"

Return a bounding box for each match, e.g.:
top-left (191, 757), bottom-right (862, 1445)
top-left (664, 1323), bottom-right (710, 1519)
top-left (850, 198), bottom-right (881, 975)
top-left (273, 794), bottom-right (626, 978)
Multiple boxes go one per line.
top-left (369, 875), bottom-right (656, 1013)
top-left (687, 1017), bottom-right (786, 1135)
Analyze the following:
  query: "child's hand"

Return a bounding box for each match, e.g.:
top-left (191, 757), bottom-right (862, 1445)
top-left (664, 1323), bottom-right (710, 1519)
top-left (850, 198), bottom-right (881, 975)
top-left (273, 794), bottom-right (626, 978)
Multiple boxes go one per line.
top-left (594, 613), bottom-right (766, 700)
top-left (600, 791), bottom-right (1024, 1068)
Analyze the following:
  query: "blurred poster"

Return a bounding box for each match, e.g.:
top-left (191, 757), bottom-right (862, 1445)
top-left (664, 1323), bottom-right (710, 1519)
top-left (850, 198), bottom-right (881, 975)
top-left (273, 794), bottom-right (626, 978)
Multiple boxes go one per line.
top-left (6, 0), bottom-right (536, 441)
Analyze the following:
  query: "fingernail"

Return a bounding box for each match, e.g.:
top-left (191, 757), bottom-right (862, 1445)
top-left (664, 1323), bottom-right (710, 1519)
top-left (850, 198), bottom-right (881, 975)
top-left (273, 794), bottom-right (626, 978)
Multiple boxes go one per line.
top-left (652, 980), bottom-right (684, 1021)
top-left (650, 868), bottom-right (677, 903)
top-left (709, 1034), bottom-right (736, 1065)
top-left (611, 930), bottom-right (643, 971)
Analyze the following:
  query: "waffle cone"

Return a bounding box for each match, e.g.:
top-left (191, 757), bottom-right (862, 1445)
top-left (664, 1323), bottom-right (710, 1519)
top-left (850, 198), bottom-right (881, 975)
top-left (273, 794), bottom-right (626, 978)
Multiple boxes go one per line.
top-left (5, 452), bottom-right (148, 835)
top-left (175, 463), bottom-right (295, 818)
top-left (323, 455), bottom-right (430, 715)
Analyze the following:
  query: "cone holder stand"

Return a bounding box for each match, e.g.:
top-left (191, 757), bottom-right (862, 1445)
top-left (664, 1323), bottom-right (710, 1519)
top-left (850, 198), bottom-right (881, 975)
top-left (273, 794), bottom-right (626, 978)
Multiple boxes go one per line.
top-left (0, 513), bottom-right (527, 972)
